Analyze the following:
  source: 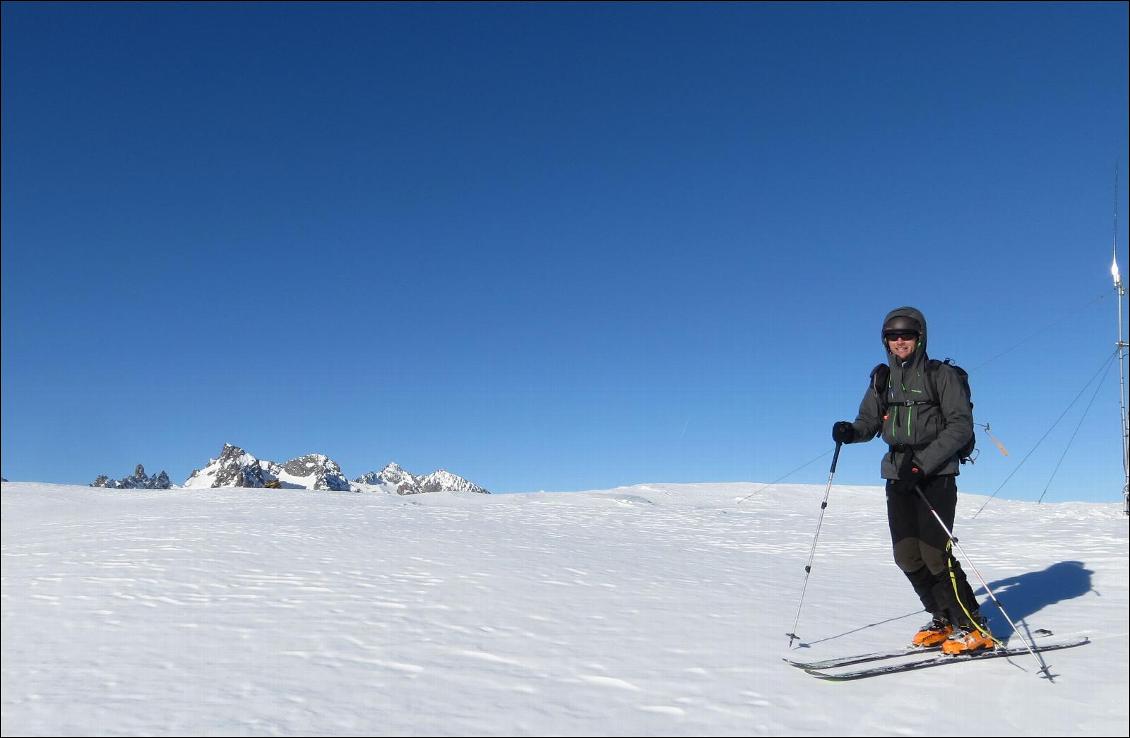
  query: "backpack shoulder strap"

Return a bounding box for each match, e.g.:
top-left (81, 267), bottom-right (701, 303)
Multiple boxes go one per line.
top-left (926, 358), bottom-right (970, 403)
top-left (925, 358), bottom-right (941, 402)
top-left (870, 363), bottom-right (890, 407)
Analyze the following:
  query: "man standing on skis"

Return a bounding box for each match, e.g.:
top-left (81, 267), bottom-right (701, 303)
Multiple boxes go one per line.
top-left (830, 306), bottom-right (995, 655)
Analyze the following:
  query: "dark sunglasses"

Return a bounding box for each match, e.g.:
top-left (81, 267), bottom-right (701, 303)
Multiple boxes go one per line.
top-left (884, 331), bottom-right (920, 342)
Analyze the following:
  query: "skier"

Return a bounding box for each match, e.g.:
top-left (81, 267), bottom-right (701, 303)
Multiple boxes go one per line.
top-left (831, 306), bottom-right (994, 655)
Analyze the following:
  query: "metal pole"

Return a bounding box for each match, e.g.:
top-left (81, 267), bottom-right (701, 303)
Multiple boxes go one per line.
top-left (914, 486), bottom-right (1052, 678)
top-left (786, 441), bottom-right (842, 648)
top-left (1114, 261), bottom-right (1128, 516)
top-left (1112, 165), bottom-right (1129, 516)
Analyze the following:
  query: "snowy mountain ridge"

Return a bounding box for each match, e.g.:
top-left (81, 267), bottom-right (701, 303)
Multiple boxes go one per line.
top-left (179, 444), bottom-right (487, 494)
top-left (352, 461), bottom-right (490, 495)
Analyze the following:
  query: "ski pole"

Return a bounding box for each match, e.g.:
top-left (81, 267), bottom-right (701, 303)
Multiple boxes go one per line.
top-left (786, 441), bottom-right (842, 649)
top-left (914, 485), bottom-right (1051, 678)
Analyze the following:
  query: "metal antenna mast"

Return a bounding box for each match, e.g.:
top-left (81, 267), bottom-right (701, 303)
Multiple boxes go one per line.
top-left (1113, 165), bottom-right (1129, 516)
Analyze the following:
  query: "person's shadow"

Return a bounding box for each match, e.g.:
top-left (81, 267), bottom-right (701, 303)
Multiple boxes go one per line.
top-left (973, 560), bottom-right (1094, 640)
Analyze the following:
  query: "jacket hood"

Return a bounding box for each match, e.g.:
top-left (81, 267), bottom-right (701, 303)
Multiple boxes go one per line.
top-left (881, 306), bottom-right (928, 363)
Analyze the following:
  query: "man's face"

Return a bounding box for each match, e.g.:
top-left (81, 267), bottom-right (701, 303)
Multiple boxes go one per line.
top-left (885, 332), bottom-right (919, 361)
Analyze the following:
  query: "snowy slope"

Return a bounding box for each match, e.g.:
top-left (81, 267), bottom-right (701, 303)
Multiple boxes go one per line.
top-left (1, 481), bottom-right (1126, 736)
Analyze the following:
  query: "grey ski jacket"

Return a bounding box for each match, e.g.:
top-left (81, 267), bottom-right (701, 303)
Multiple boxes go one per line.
top-left (844, 307), bottom-right (974, 479)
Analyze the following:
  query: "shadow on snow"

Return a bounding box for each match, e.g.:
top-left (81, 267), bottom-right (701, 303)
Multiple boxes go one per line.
top-left (975, 560), bottom-right (1094, 640)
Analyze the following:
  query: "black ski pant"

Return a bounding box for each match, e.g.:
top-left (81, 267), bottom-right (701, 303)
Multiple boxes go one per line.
top-left (886, 474), bottom-right (981, 629)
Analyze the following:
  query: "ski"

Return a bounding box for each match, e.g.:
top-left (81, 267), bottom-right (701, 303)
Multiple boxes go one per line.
top-left (802, 635), bottom-right (1090, 680)
top-left (786, 643), bottom-right (945, 671)
top-left (783, 628), bottom-right (1057, 671)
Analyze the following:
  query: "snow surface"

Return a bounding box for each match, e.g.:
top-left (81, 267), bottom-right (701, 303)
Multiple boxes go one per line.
top-left (2, 481), bottom-right (1127, 736)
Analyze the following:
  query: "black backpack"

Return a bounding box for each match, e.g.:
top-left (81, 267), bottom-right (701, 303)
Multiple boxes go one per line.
top-left (870, 358), bottom-right (977, 464)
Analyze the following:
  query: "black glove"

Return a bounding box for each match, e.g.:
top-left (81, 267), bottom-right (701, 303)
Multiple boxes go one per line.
top-left (831, 421), bottom-right (855, 444)
top-left (889, 454), bottom-right (926, 494)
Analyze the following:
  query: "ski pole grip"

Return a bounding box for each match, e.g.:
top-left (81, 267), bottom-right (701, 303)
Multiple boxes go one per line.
top-left (829, 441), bottom-right (843, 474)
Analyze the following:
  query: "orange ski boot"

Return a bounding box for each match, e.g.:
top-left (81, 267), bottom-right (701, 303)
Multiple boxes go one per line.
top-left (941, 618), bottom-right (996, 655)
top-left (912, 616), bottom-right (953, 648)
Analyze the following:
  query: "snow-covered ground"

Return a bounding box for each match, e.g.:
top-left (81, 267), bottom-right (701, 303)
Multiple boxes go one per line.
top-left (2, 481), bottom-right (1127, 736)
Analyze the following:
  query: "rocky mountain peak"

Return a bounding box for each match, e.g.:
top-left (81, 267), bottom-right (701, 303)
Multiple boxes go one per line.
top-left (91, 464), bottom-right (172, 489)
top-left (183, 444), bottom-right (268, 489)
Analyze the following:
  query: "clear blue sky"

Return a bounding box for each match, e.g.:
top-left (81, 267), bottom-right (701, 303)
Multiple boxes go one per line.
top-left (3, 2), bottom-right (1128, 502)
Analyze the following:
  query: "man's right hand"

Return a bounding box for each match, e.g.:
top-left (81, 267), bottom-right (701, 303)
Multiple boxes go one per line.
top-left (832, 421), bottom-right (855, 444)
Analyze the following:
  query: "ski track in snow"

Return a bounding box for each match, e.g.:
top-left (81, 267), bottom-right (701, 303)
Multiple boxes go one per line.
top-left (1, 482), bottom-right (1127, 736)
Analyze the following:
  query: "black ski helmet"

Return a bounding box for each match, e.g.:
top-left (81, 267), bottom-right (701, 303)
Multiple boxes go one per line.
top-left (882, 314), bottom-right (922, 336)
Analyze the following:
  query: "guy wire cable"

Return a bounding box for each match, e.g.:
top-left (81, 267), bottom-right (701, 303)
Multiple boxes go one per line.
top-left (969, 290), bottom-right (1110, 373)
top-left (972, 348), bottom-right (1119, 518)
top-left (1037, 344), bottom-right (1119, 504)
top-left (737, 447), bottom-right (832, 505)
